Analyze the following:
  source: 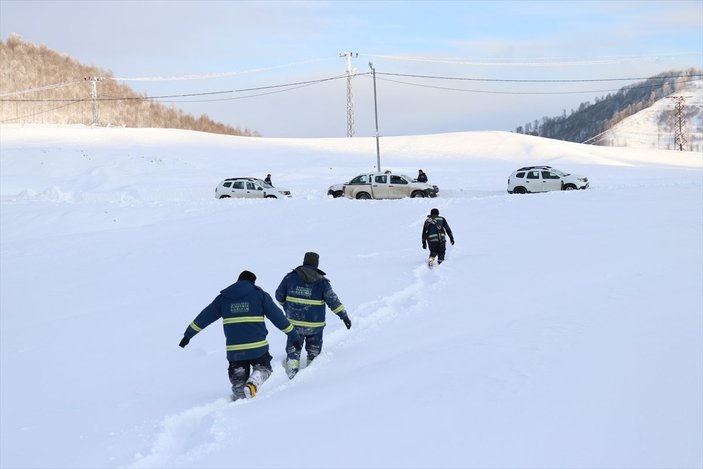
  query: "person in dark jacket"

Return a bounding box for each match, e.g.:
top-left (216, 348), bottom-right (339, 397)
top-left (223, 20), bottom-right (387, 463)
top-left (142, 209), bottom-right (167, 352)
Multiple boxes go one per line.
top-left (179, 270), bottom-right (301, 400)
top-left (275, 252), bottom-right (351, 379)
top-left (264, 174), bottom-right (272, 185)
top-left (416, 169), bottom-right (428, 182)
top-left (422, 208), bottom-right (455, 267)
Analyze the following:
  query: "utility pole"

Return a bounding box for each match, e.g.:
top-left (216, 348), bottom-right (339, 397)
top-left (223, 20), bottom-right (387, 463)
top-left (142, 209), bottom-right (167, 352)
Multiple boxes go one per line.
top-left (670, 96), bottom-right (691, 151)
top-left (369, 62), bottom-right (381, 172)
top-left (84, 76), bottom-right (105, 126)
top-left (339, 52), bottom-right (358, 137)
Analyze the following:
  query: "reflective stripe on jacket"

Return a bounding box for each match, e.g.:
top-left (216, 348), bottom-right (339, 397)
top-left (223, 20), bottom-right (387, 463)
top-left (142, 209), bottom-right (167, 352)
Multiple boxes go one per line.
top-left (184, 280), bottom-right (295, 361)
top-left (275, 265), bottom-right (347, 329)
top-left (422, 215), bottom-right (454, 244)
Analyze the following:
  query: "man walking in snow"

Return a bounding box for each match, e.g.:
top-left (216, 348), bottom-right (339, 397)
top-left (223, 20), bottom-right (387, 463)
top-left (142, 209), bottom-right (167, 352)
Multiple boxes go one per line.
top-left (422, 208), bottom-right (455, 267)
top-left (276, 252), bottom-right (351, 379)
top-left (179, 270), bottom-right (301, 401)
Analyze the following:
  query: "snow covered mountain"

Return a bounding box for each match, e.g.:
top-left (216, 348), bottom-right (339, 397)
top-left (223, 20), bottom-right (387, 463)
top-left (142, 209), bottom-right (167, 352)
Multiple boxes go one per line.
top-left (600, 80), bottom-right (703, 151)
top-left (1, 125), bottom-right (701, 468)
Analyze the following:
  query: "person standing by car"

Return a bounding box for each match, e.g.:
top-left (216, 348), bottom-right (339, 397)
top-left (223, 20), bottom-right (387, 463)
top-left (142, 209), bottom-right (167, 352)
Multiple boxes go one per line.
top-left (275, 252), bottom-right (351, 379)
top-left (178, 270), bottom-right (301, 401)
top-left (265, 174), bottom-right (273, 185)
top-left (422, 208), bottom-right (455, 267)
top-left (416, 169), bottom-right (428, 182)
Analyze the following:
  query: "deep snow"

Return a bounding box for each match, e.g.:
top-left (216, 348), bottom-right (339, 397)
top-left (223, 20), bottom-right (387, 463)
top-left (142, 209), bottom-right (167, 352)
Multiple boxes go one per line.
top-left (1, 125), bottom-right (701, 468)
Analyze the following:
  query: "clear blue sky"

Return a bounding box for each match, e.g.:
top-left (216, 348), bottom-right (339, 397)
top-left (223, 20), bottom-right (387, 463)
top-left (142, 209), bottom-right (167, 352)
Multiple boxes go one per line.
top-left (2, 0), bottom-right (701, 137)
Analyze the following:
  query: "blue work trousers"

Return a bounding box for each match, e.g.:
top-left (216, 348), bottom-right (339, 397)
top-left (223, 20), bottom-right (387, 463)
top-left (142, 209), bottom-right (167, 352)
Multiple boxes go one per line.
top-left (286, 327), bottom-right (323, 364)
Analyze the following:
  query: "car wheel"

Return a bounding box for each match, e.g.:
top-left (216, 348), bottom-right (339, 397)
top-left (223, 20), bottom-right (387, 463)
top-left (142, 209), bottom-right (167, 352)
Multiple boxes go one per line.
top-left (219, 195), bottom-right (231, 199)
top-left (333, 191), bottom-right (343, 198)
top-left (356, 192), bottom-right (371, 200)
top-left (513, 186), bottom-right (527, 194)
top-left (265, 195), bottom-right (277, 199)
top-left (411, 191), bottom-right (426, 198)
top-left (563, 184), bottom-right (576, 190)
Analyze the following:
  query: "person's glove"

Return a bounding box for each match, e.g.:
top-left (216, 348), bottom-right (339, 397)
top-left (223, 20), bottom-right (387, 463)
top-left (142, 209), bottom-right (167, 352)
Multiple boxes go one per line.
top-left (422, 242), bottom-right (427, 250)
top-left (450, 238), bottom-right (455, 245)
top-left (342, 316), bottom-right (352, 330)
top-left (179, 336), bottom-right (190, 348)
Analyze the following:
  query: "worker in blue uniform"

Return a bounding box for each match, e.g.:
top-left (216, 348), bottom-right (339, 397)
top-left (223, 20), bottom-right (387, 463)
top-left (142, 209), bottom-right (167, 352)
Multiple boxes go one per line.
top-left (276, 252), bottom-right (351, 378)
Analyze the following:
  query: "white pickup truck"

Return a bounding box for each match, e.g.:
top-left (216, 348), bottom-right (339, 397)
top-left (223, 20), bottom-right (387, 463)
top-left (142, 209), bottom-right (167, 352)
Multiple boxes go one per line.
top-left (338, 171), bottom-right (439, 199)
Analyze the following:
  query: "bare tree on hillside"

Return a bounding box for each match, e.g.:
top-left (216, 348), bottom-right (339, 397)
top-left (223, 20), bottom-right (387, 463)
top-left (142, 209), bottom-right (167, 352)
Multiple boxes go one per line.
top-left (0, 34), bottom-right (259, 136)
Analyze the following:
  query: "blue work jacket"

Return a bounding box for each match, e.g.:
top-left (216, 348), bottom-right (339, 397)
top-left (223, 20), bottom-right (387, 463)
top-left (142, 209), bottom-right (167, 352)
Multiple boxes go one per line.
top-left (422, 215), bottom-right (454, 244)
top-left (184, 280), bottom-right (296, 361)
top-left (275, 265), bottom-right (347, 331)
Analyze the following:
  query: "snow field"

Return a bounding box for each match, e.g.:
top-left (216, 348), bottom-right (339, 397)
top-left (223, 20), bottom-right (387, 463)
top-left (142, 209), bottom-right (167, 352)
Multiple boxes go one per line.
top-left (1, 125), bottom-right (701, 468)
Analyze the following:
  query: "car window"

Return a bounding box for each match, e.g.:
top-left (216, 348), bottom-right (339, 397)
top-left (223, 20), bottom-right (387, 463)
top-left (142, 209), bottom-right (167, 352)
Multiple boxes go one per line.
top-left (246, 182), bottom-right (256, 190)
top-left (223, 181), bottom-right (232, 188)
top-left (349, 175), bottom-right (368, 184)
top-left (232, 181), bottom-right (245, 189)
top-left (515, 172), bottom-right (525, 178)
top-left (375, 175), bottom-right (387, 184)
top-left (542, 171), bottom-right (561, 179)
top-left (526, 171), bottom-right (540, 179)
top-left (390, 175), bottom-right (407, 184)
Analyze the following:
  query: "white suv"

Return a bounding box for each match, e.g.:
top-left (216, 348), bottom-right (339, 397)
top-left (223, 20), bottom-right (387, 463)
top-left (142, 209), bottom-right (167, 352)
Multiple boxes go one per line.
top-left (215, 178), bottom-right (292, 199)
top-left (507, 166), bottom-right (589, 194)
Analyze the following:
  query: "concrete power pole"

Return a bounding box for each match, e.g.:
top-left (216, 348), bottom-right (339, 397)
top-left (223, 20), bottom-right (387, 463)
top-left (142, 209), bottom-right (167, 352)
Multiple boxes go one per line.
top-left (85, 76), bottom-right (105, 126)
top-left (339, 52), bottom-right (358, 137)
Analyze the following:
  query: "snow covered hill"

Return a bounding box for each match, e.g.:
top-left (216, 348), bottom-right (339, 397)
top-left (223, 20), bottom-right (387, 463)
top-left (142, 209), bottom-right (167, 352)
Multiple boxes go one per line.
top-left (601, 81), bottom-right (703, 151)
top-left (1, 125), bottom-right (701, 468)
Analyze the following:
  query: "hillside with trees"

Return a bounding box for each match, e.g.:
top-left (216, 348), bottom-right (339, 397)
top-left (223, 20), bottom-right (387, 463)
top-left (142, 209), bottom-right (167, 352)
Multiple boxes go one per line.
top-left (0, 34), bottom-right (258, 136)
top-left (514, 69), bottom-right (702, 147)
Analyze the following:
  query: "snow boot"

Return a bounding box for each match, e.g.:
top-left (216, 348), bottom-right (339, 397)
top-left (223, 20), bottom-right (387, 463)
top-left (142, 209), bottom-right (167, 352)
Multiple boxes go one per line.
top-left (286, 359), bottom-right (300, 379)
top-left (243, 382), bottom-right (257, 398)
top-left (244, 365), bottom-right (271, 398)
top-left (427, 256), bottom-right (435, 268)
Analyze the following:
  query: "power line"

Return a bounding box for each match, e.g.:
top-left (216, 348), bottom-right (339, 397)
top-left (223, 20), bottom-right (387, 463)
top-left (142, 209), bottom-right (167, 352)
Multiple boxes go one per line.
top-left (371, 75), bottom-right (702, 96)
top-left (375, 71), bottom-right (703, 84)
top-left (0, 74), bottom-right (352, 102)
top-left (154, 80), bottom-right (332, 103)
top-left (4, 71), bottom-right (698, 104)
top-left (0, 79), bottom-right (84, 97)
top-left (0, 99), bottom-right (83, 123)
top-left (5, 69), bottom-right (699, 101)
top-left (5, 73), bottom-right (698, 103)
top-left (110, 57), bottom-right (331, 81)
top-left (360, 52), bottom-right (703, 67)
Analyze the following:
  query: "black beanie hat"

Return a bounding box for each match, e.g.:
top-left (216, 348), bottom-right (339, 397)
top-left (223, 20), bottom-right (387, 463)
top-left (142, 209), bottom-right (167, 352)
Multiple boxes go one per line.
top-left (430, 208), bottom-right (439, 216)
top-left (238, 270), bottom-right (257, 283)
top-left (303, 252), bottom-right (320, 268)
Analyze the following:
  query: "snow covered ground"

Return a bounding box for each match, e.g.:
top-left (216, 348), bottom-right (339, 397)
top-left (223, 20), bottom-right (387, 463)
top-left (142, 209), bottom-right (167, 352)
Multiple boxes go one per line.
top-left (1, 125), bottom-right (701, 468)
